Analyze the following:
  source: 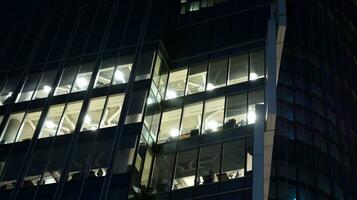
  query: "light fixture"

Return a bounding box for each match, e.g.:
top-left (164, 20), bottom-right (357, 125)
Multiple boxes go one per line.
top-left (166, 90), bottom-right (177, 99)
top-left (250, 73), bottom-right (258, 81)
top-left (45, 120), bottom-right (56, 129)
top-left (248, 110), bottom-right (256, 124)
top-left (206, 83), bottom-right (214, 90)
top-left (84, 115), bottom-right (91, 124)
top-left (207, 120), bottom-right (218, 131)
top-left (114, 70), bottom-right (125, 83)
top-left (170, 129), bottom-right (179, 137)
top-left (43, 85), bottom-right (52, 93)
top-left (76, 77), bottom-right (88, 89)
top-left (147, 97), bottom-right (154, 104)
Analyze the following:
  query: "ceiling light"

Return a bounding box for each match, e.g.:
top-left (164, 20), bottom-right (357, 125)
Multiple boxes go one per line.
top-left (114, 70), bottom-right (125, 82)
top-left (250, 73), bottom-right (258, 81)
top-left (166, 90), bottom-right (177, 99)
top-left (147, 97), bottom-right (154, 104)
top-left (43, 85), bottom-right (52, 93)
top-left (45, 120), bottom-right (56, 129)
top-left (76, 77), bottom-right (88, 89)
top-left (207, 120), bottom-right (218, 131)
top-left (206, 83), bottom-right (214, 90)
top-left (170, 129), bottom-right (179, 137)
top-left (248, 111), bottom-right (256, 124)
top-left (84, 115), bottom-right (91, 124)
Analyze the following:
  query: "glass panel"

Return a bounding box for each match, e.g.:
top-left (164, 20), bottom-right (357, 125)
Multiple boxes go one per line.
top-left (0, 78), bottom-right (19, 105)
top-left (207, 58), bottom-right (228, 90)
top-left (225, 93), bottom-right (247, 128)
top-left (173, 149), bottom-right (198, 190)
top-left (150, 153), bottom-right (175, 193)
top-left (248, 89), bottom-right (264, 124)
top-left (33, 70), bottom-right (58, 99)
top-left (203, 97), bottom-right (225, 133)
top-left (112, 148), bottom-right (135, 174)
top-left (197, 144), bottom-right (221, 185)
top-left (0, 112), bottom-right (26, 144)
top-left (100, 93), bottom-right (125, 128)
top-left (112, 63), bottom-right (132, 85)
top-left (186, 63), bottom-right (207, 95)
top-left (249, 50), bottom-right (264, 80)
top-left (152, 55), bottom-right (168, 100)
top-left (246, 137), bottom-right (253, 173)
top-left (72, 62), bottom-right (95, 92)
top-left (94, 58), bottom-right (116, 88)
top-left (180, 102), bottom-right (203, 139)
top-left (57, 101), bottom-right (83, 135)
top-left (228, 54), bottom-right (248, 85)
top-left (222, 140), bottom-right (245, 180)
top-left (125, 90), bottom-right (147, 124)
top-left (54, 66), bottom-right (78, 96)
top-left (81, 97), bottom-right (106, 131)
top-left (39, 104), bottom-right (66, 139)
top-left (16, 110), bottom-right (42, 142)
top-left (157, 109), bottom-right (182, 144)
top-left (16, 73), bottom-right (41, 102)
top-left (141, 150), bottom-right (153, 187)
top-left (165, 69), bottom-right (187, 99)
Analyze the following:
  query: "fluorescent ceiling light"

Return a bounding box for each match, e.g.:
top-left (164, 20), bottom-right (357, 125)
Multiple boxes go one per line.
top-left (248, 111), bottom-right (256, 124)
top-left (250, 73), bottom-right (258, 80)
top-left (170, 129), bottom-right (179, 137)
top-left (166, 90), bottom-right (177, 99)
top-left (43, 85), bottom-right (52, 93)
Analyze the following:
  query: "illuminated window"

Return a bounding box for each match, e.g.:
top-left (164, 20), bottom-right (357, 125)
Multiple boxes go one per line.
top-left (33, 70), bottom-right (57, 99)
top-left (248, 89), bottom-right (264, 124)
top-left (228, 54), bottom-right (248, 85)
top-left (157, 109), bottom-right (182, 143)
top-left (81, 97), bottom-right (106, 131)
top-left (112, 63), bottom-right (132, 85)
top-left (207, 58), bottom-right (228, 90)
top-left (0, 78), bottom-right (19, 106)
top-left (95, 58), bottom-right (116, 88)
top-left (54, 66), bottom-right (78, 96)
top-left (165, 69), bottom-right (187, 99)
top-left (0, 112), bottom-right (25, 144)
top-left (197, 144), bottom-right (220, 184)
top-left (72, 63), bottom-right (95, 93)
top-left (186, 63), bottom-right (207, 95)
top-left (221, 140), bottom-right (245, 180)
top-left (225, 93), bottom-right (247, 127)
top-left (172, 149), bottom-right (197, 189)
top-left (16, 73), bottom-right (41, 102)
top-left (16, 110), bottom-right (42, 142)
top-left (57, 101), bottom-right (83, 135)
top-left (203, 97), bottom-right (225, 133)
top-left (39, 104), bottom-right (66, 139)
top-left (249, 50), bottom-right (265, 80)
top-left (100, 93), bottom-right (125, 128)
top-left (180, 102), bottom-right (203, 139)
top-left (150, 153), bottom-right (175, 193)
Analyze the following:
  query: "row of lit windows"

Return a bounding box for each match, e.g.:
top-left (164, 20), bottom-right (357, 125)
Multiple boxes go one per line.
top-left (0, 93), bottom-right (124, 145)
top-left (163, 50), bottom-right (264, 100)
top-left (0, 60), bottom-right (132, 105)
top-left (149, 138), bottom-right (252, 193)
top-left (145, 89), bottom-right (263, 144)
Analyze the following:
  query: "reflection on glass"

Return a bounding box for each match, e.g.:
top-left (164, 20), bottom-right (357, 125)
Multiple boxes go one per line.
top-left (0, 78), bottom-right (19, 106)
top-left (207, 58), bottom-right (228, 90)
top-left (203, 97), bottom-right (225, 133)
top-left (222, 140), bottom-right (245, 180)
top-left (54, 66), bottom-right (78, 96)
top-left (100, 93), bottom-right (125, 128)
top-left (39, 104), bottom-right (66, 138)
top-left (158, 109), bottom-right (182, 143)
top-left (152, 55), bottom-right (168, 99)
top-left (225, 93), bottom-right (247, 128)
top-left (112, 64), bottom-right (132, 85)
top-left (250, 50), bottom-right (264, 80)
top-left (173, 149), bottom-right (197, 190)
top-left (81, 97), bottom-right (106, 131)
top-left (57, 101), bottom-right (83, 135)
top-left (16, 110), bottom-right (42, 142)
top-left (16, 73), bottom-right (41, 102)
top-left (248, 90), bottom-right (264, 124)
top-left (150, 153), bottom-right (175, 193)
top-left (0, 112), bottom-right (25, 144)
top-left (94, 59), bottom-right (115, 88)
top-left (165, 69), bottom-right (187, 99)
top-left (72, 63), bottom-right (94, 92)
top-left (33, 70), bottom-right (57, 99)
top-left (197, 144), bottom-right (221, 185)
top-left (180, 102), bottom-right (203, 139)
top-left (228, 54), bottom-right (248, 85)
top-left (186, 63), bottom-right (207, 95)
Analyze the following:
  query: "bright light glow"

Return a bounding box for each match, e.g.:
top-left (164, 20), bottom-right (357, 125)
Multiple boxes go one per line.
top-left (250, 73), bottom-right (258, 80)
top-left (114, 70), bottom-right (125, 82)
top-left (43, 85), bottom-right (52, 93)
top-left (207, 120), bottom-right (218, 131)
top-left (248, 111), bottom-right (256, 123)
top-left (84, 115), bottom-right (91, 124)
top-left (45, 120), bottom-right (56, 129)
top-left (170, 129), bottom-right (179, 137)
top-left (147, 97), bottom-right (154, 104)
top-left (5, 92), bottom-right (13, 99)
top-left (206, 83), bottom-right (214, 90)
top-left (166, 90), bottom-right (177, 99)
top-left (76, 77), bottom-right (88, 89)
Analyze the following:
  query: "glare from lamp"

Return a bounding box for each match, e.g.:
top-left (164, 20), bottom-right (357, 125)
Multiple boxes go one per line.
top-left (84, 115), bottom-right (91, 124)
top-left (170, 129), bottom-right (179, 137)
top-left (45, 120), bottom-right (56, 129)
top-left (166, 90), bottom-right (177, 99)
top-left (248, 111), bottom-right (256, 124)
top-left (76, 77), bottom-right (88, 89)
top-left (206, 83), bottom-right (215, 90)
top-left (147, 97), bottom-right (154, 104)
top-left (250, 73), bottom-right (258, 81)
top-left (43, 85), bottom-right (52, 93)
top-left (114, 70), bottom-right (125, 83)
top-left (207, 120), bottom-right (218, 131)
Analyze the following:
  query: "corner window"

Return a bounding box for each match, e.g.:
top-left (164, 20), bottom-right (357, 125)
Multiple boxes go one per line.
top-left (249, 50), bottom-right (264, 81)
top-left (203, 97), bottom-right (225, 133)
top-left (228, 54), bottom-right (248, 85)
top-left (165, 69), bottom-right (187, 100)
top-left (81, 97), bottom-right (106, 131)
top-left (186, 63), bottom-right (207, 95)
top-left (207, 58), bottom-right (228, 90)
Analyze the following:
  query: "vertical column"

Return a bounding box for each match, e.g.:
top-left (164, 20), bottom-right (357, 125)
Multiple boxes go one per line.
top-left (253, 104), bottom-right (265, 200)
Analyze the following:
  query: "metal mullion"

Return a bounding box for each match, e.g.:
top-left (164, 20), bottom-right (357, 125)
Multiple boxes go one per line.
top-left (200, 61), bottom-right (209, 134)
